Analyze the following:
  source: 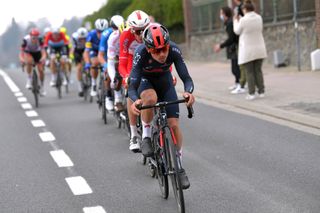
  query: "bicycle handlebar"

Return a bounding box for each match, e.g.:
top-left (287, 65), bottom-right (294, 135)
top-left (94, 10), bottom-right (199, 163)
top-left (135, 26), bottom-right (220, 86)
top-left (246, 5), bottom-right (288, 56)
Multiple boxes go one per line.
top-left (137, 98), bottom-right (194, 119)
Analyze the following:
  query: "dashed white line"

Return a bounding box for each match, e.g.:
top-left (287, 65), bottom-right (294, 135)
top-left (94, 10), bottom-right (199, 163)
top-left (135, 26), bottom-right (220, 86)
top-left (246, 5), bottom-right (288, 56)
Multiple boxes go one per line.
top-left (50, 150), bottom-right (74, 167)
top-left (25, 110), bottom-right (38, 117)
top-left (21, 103), bottom-right (32, 109)
top-left (83, 206), bottom-right (107, 213)
top-left (65, 176), bottom-right (93, 195)
top-left (31, 119), bottom-right (45, 127)
top-left (17, 97), bottom-right (27, 102)
top-left (0, 70), bottom-right (20, 93)
top-left (15, 92), bottom-right (24, 97)
top-left (39, 132), bottom-right (55, 142)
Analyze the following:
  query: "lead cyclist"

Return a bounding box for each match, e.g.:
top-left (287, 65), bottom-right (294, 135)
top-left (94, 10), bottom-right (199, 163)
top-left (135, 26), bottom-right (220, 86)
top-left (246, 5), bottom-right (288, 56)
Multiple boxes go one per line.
top-left (128, 24), bottom-right (195, 189)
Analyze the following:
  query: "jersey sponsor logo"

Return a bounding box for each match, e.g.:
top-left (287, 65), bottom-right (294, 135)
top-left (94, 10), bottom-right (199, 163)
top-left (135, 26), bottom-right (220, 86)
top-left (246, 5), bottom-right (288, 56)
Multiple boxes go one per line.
top-left (172, 47), bottom-right (181, 54)
top-left (133, 53), bottom-right (141, 65)
top-left (85, 42), bottom-right (92, 48)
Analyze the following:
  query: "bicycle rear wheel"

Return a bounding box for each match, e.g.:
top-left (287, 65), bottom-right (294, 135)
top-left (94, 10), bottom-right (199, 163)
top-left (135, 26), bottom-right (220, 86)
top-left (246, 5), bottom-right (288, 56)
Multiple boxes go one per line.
top-left (100, 80), bottom-right (107, 124)
top-left (164, 127), bottom-right (185, 213)
top-left (56, 69), bottom-right (62, 99)
top-left (32, 69), bottom-right (39, 108)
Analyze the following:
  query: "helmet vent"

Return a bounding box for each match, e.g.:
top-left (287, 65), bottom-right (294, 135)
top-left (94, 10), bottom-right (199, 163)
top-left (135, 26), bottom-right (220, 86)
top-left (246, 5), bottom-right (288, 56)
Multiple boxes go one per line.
top-left (156, 36), bottom-right (161, 46)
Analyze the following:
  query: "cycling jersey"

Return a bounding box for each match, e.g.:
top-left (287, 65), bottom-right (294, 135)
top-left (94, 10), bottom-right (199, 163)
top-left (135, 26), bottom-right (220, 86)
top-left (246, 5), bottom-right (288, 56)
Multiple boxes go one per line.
top-left (119, 28), bottom-right (142, 78)
top-left (85, 29), bottom-right (101, 57)
top-left (21, 35), bottom-right (44, 53)
top-left (128, 41), bottom-right (194, 103)
top-left (72, 32), bottom-right (86, 64)
top-left (107, 30), bottom-right (121, 59)
top-left (98, 28), bottom-right (113, 55)
top-left (44, 32), bottom-right (68, 49)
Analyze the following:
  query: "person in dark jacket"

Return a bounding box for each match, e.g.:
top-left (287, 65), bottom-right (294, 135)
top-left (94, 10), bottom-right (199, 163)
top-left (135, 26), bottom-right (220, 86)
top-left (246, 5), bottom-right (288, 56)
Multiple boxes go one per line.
top-left (214, 6), bottom-right (244, 93)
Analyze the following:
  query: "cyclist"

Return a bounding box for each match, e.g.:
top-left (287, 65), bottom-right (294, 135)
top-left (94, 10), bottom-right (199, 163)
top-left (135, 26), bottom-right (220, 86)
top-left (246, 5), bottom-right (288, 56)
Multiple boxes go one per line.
top-left (98, 15), bottom-right (125, 112)
top-left (60, 27), bottom-right (73, 81)
top-left (71, 27), bottom-right (88, 96)
top-left (84, 18), bottom-right (108, 97)
top-left (128, 24), bottom-right (195, 189)
top-left (19, 28), bottom-right (47, 95)
top-left (44, 27), bottom-right (69, 87)
top-left (119, 10), bottom-right (150, 152)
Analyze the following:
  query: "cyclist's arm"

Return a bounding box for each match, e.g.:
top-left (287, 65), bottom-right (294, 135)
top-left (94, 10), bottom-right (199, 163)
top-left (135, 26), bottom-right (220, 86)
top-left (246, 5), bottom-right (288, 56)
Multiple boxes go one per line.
top-left (19, 39), bottom-right (27, 62)
top-left (119, 32), bottom-right (129, 78)
top-left (84, 37), bottom-right (92, 64)
top-left (171, 43), bottom-right (194, 94)
top-left (128, 49), bottom-right (143, 102)
top-left (220, 22), bottom-right (237, 48)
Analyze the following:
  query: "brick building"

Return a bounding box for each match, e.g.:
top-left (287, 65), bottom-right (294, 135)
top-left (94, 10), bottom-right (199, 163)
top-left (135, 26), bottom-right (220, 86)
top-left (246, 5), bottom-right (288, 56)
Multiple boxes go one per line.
top-left (183, 0), bottom-right (318, 69)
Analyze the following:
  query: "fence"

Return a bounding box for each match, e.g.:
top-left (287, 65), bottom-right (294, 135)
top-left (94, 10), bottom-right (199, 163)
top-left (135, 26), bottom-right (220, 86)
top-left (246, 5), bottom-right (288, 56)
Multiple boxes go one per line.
top-left (188, 0), bottom-right (316, 33)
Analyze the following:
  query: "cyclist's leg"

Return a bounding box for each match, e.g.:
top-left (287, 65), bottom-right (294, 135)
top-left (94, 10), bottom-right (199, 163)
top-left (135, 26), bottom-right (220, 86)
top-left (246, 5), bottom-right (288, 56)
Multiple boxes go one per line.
top-left (49, 47), bottom-right (57, 86)
top-left (75, 50), bottom-right (84, 95)
top-left (60, 47), bottom-right (69, 85)
top-left (103, 70), bottom-right (114, 110)
top-left (24, 52), bottom-right (33, 89)
top-left (89, 53), bottom-right (99, 96)
top-left (34, 51), bottom-right (46, 95)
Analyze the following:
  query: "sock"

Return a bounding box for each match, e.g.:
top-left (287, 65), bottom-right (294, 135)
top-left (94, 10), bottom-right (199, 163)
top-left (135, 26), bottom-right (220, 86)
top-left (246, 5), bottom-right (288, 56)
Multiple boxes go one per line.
top-left (91, 78), bottom-right (96, 86)
top-left (142, 121), bottom-right (151, 139)
top-left (78, 81), bottom-right (83, 92)
top-left (130, 125), bottom-right (138, 139)
top-left (177, 148), bottom-right (182, 168)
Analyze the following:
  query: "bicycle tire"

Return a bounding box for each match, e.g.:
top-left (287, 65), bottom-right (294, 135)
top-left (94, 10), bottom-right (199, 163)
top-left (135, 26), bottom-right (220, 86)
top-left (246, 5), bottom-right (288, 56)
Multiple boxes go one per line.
top-left (164, 127), bottom-right (185, 213)
top-left (155, 131), bottom-right (169, 199)
top-left (56, 66), bottom-right (62, 99)
top-left (65, 73), bottom-right (69, 94)
top-left (101, 80), bottom-right (107, 124)
top-left (32, 69), bottom-right (39, 108)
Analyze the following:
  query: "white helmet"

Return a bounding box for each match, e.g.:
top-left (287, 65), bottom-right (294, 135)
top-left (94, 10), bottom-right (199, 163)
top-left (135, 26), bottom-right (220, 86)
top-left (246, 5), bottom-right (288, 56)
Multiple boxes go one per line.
top-left (44, 27), bottom-right (51, 34)
top-left (52, 27), bottom-right (60, 34)
top-left (77, 27), bottom-right (88, 38)
top-left (94, 18), bottom-right (108, 31)
top-left (110, 15), bottom-right (124, 30)
top-left (127, 10), bottom-right (150, 29)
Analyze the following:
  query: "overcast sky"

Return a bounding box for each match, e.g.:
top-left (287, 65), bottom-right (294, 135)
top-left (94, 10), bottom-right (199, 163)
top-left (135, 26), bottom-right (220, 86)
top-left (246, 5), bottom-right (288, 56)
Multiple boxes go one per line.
top-left (0, 0), bottom-right (107, 35)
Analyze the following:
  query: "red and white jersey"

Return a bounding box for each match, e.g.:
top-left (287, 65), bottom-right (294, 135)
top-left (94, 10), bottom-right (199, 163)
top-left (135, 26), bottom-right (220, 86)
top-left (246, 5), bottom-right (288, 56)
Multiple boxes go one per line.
top-left (118, 28), bottom-right (142, 78)
top-left (21, 35), bottom-right (44, 52)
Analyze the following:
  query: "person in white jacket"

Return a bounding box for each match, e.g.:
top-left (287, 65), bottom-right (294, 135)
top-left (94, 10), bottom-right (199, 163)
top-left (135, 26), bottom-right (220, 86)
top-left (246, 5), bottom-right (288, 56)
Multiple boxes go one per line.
top-left (233, 0), bottom-right (267, 100)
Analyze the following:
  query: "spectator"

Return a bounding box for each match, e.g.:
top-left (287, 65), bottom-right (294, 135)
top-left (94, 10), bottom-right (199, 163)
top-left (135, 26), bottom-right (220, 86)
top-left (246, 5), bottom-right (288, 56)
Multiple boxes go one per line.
top-left (233, 0), bottom-right (267, 100)
top-left (214, 6), bottom-right (243, 93)
top-left (233, 0), bottom-right (247, 93)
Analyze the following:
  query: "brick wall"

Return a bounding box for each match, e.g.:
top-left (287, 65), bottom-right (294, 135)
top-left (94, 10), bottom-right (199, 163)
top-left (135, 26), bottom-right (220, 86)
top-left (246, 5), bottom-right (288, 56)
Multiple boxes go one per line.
top-left (316, 0), bottom-right (320, 48)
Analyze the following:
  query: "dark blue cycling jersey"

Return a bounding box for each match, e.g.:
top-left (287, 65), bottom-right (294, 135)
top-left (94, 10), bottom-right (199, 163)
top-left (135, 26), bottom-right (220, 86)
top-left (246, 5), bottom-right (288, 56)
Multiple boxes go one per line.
top-left (128, 41), bottom-right (194, 102)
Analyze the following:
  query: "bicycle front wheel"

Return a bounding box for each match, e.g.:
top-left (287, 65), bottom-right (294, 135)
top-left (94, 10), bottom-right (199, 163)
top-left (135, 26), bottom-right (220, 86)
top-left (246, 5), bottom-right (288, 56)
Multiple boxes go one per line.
top-left (164, 127), bottom-right (185, 213)
top-left (32, 70), bottom-right (39, 108)
top-left (155, 133), bottom-right (169, 199)
top-left (100, 81), bottom-right (107, 124)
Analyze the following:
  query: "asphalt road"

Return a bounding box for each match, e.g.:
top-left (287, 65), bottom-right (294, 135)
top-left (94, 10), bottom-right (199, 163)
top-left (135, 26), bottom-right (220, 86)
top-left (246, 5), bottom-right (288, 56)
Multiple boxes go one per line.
top-left (1, 68), bottom-right (320, 213)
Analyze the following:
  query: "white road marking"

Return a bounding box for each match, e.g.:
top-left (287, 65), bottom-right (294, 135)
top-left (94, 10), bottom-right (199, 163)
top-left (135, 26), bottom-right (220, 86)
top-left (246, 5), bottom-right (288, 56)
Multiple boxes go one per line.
top-left (31, 120), bottom-right (45, 127)
top-left (0, 70), bottom-right (20, 93)
top-left (65, 176), bottom-right (93, 195)
top-left (21, 103), bottom-right (32, 109)
top-left (25, 110), bottom-right (38, 117)
top-left (83, 206), bottom-right (107, 213)
top-left (18, 97), bottom-right (27, 102)
top-left (50, 150), bottom-right (74, 167)
top-left (39, 132), bottom-right (55, 142)
top-left (15, 92), bottom-right (24, 97)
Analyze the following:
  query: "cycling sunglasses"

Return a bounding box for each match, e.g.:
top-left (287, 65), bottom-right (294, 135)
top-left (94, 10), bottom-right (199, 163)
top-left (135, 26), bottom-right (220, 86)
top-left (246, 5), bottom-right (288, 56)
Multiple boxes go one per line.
top-left (148, 44), bottom-right (170, 54)
top-left (132, 28), bottom-right (144, 36)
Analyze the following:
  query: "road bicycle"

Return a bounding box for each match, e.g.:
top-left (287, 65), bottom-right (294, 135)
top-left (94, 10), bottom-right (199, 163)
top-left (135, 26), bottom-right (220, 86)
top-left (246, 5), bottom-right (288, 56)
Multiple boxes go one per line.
top-left (81, 67), bottom-right (91, 101)
top-left (54, 54), bottom-right (68, 99)
top-left (138, 98), bottom-right (193, 213)
top-left (22, 63), bottom-right (40, 107)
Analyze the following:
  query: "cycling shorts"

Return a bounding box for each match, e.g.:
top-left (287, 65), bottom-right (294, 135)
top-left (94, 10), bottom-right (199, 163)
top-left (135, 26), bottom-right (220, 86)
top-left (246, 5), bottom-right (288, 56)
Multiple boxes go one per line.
top-left (137, 72), bottom-right (179, 118)
top-left (49, 46), bottom-right (68, 56)
top-left (74, 49), bottom-right (84, 64)
top-left (89, 50), bottom-right (98, 58)
top-left (25, 51), bottom-right (42, 64)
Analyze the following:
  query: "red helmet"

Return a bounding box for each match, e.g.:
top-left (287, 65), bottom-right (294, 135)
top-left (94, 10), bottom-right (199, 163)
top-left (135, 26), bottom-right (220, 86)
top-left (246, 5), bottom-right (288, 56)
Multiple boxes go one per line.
top-left (30, 28), bottom-right (40, 37)
top-left (142, 24), bottom-right (169, 49)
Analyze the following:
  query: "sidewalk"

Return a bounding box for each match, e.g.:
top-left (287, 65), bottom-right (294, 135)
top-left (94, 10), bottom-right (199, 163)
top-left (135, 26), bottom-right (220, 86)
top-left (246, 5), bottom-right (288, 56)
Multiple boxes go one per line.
top-left (176, 61), bottom-right (320, 131)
